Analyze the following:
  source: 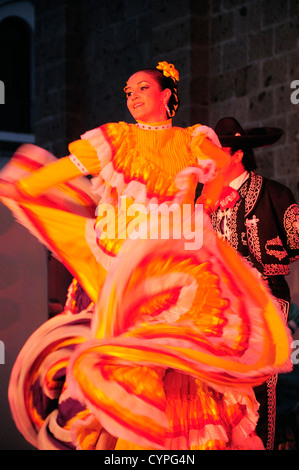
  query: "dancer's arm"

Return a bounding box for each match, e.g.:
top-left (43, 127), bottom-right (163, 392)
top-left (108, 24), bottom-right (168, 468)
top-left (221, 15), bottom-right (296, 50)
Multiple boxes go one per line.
top-left (0, 138), bottom-right (100, 201)
top-left (0, 156), bottom-right (83, 201)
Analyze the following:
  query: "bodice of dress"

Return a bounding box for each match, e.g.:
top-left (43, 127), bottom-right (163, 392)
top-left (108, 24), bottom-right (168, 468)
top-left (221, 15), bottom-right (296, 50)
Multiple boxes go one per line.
top-left (14, 120), bottom-right (222, 266)
top-left (68, 121), bottom-right (219, 258)
top-left (69, 120), bottom-right (219, 205)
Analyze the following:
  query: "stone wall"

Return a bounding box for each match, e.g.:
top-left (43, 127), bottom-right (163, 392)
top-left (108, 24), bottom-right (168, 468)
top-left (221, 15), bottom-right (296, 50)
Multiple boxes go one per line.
top-left (32, 0), bottom-right (212, 149)
top-left (29, 0), bottom-right (299, 196)
top-left (0, 0), bottom-right (296, 193)
top-left (208, 0), bottom-right (299, 198)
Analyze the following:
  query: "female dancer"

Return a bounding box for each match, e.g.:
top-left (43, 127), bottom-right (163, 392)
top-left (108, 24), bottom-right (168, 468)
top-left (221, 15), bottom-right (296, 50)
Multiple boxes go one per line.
top-left (0, 61), bottom-right (291, 450)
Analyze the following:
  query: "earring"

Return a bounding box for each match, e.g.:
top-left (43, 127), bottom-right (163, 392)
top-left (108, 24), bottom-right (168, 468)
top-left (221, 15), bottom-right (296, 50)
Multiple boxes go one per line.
top-left (164, 101), bottom-right (171, 116)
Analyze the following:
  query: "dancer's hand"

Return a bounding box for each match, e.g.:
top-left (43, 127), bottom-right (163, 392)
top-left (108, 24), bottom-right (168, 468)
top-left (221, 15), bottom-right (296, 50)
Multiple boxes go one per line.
top-left (0, 180), bottom-right (21, 201)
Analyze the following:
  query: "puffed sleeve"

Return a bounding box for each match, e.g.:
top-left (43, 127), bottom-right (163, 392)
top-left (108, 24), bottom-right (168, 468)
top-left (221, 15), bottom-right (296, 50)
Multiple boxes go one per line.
top-left (191, 125), bottom-right (230, 174)
top-left (190, 125), bottom-right (231, 213)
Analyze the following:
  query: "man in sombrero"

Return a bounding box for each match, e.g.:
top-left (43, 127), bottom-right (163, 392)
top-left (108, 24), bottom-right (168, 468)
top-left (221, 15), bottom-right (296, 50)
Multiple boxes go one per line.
top-left (208, 116), bottom-right (299, 450)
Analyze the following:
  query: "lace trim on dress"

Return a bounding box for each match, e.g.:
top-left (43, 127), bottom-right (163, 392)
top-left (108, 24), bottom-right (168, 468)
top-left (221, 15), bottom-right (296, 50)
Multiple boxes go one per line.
top-left (136, 121), bottom-right (172, 130)
top-left (69, 154), bottom-right (89, 175)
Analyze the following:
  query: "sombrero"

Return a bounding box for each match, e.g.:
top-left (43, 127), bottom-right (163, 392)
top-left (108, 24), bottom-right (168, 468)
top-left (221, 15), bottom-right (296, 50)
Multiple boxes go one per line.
top-left (214, 117), bottom-right (284, 148)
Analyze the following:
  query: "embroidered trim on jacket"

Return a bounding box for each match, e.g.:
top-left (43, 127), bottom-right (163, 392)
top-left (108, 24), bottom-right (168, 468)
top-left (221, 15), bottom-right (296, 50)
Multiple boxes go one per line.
top-left (244, 173), bottom-right (262, 217)
top-left (265, 236), bottom-right (288, 260)
top-left (263, 264), bottom-right (290, 275)
top-left (284, 203), bottom-right (299, 249)
top-left (245, 215), bottom-right (262, 263)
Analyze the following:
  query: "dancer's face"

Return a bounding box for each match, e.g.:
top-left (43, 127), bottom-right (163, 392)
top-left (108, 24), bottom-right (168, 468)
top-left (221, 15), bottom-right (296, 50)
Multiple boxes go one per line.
top-left (125, 71), bottom-right (170, 123)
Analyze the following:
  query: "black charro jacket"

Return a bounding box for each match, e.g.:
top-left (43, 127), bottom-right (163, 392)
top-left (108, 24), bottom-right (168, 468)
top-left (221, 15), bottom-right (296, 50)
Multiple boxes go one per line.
top-left (210, 172), bottom-right (299, 301)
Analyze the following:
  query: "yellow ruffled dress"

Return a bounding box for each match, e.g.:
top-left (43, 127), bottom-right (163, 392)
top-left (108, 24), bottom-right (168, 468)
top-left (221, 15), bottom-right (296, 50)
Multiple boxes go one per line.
top-left (0, 120), bottom-right (292, 450)
top-left (9, 120), bottom-right (219, 301)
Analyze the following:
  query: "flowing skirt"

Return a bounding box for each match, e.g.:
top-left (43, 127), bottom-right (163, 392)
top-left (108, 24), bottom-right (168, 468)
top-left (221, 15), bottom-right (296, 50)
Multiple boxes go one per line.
top-left (1, 145), bottom-right (292, 450)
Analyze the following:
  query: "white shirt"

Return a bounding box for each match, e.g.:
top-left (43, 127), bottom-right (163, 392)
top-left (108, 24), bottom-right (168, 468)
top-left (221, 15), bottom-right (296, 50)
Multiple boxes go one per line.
top-left (220, 171), bottom-right (249, 237)
top-left (229, 170), bottom-right (249, 191)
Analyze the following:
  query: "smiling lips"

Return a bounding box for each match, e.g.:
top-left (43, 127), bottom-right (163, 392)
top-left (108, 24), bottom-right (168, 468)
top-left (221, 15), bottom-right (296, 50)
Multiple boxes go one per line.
top-left (133, 103), bottom-right (143, 108)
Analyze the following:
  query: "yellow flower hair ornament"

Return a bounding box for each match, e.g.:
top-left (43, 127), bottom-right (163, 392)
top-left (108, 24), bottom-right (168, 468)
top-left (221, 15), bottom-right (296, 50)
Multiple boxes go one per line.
top-left (156, 61), bottom-right (180, 83)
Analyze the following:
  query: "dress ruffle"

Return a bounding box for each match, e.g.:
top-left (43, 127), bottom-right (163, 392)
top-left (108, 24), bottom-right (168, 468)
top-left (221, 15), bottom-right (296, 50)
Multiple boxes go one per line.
top-left (0, 135), bottom-right (292, 450)
top-left (0, 145), bottom-right (106, 302)
top-left (7, 218), bottom-right (291, 449)
top-left (8, 310), bottom-right (93, 449)
top-left (63, 222), bottom-right (291, 449)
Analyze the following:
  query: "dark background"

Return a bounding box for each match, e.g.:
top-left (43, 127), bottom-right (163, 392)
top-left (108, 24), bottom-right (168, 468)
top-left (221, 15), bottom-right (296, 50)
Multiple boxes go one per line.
top-left (0, 0), bottom-right (298, 449)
